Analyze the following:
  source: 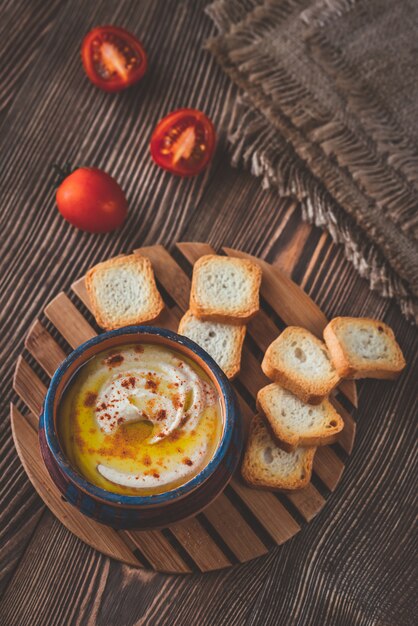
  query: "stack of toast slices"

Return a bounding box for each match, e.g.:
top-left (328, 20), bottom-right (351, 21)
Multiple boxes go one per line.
top-left (244, 320), bottom-right (406, 491)
top-left (179, 254), bottom-right (262, 379)
top-left (84, 252), bottom-right (406, 494)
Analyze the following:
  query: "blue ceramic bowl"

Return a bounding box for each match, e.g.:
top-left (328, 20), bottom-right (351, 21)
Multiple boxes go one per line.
top-left (39, 326), bottom-right (243, 529)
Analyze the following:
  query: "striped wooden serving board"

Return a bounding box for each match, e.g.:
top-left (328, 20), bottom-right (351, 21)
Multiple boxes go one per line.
top-left (11, 242), bottom-right (357, 574)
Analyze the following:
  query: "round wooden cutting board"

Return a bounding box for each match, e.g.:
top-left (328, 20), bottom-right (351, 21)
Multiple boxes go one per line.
top-left (11, 242), bottom-right (357, 574)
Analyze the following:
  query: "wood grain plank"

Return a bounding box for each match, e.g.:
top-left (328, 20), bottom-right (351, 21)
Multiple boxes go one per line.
top-left (10, 404), bottom-right (142, 568)
top-left (237, 346), bottom-right (270, 397)
top-left (313, 447), bottom-right (344, 492)
top-left (229, 477), bottom-right (300, 544)
top-left (273, 221), bottom-right (313, 276)
top-left (71, 276), bottom-right (91, 309)
top-left (0, 430), bottom-right (44, 595)
top-left (330, 396), bottom-right (356, 455)
top-left (126, 530), bottom-right (191, 574)
top-left (44, 293), bottom-right (96, 347)
top-left (13, 356), bottom-right (46, 420)
top-left (203, 493), bottom-right (267, 562)
top-left (285, 483), bottom-right (326, 522)
top-left (25, 319), bottom-right (67, 376)
top-left (247, 311), bottom-right (282, 353)
top-left (169, 517), bottom-right (231, 571)
top-left (137, 244), bottom-right (191, 310)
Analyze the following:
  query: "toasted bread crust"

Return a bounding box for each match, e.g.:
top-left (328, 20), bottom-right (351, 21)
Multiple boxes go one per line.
top-left (323, 322), bottom-right (354, 378)
top-left (260, 364), bottom-right (328, 404)
top-left (178, 310), bottom-right (246, 379)
top-left (323, 317), bottom-right (406, 379)
top-left (189, 309), bottom-right (258, 325)
top-left (241, 415), bottom-right (316, 491)
top-left (190, 255), bottom-right (262, 324)
top-left (256, 384), bottom-right (344, 452)
top-left (221, 363), bottom-right (240, 379)
top-left (85, 254), bottom-right (164, 330)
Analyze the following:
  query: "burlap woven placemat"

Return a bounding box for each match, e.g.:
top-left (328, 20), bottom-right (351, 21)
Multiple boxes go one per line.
top-left (206, 0), bottom-right (418, 323)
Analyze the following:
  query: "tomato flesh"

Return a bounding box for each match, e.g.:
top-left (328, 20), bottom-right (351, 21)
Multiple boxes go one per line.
top-left (82, 26), bottom-right (147, 92)
top-left (150, 109), bottom-right (216, 176)
top-left (56, 167), bottom-right (128, 233)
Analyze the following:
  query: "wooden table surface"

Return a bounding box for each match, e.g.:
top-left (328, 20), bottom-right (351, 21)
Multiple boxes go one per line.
top-left (1, 1), bottom-right (416, 625)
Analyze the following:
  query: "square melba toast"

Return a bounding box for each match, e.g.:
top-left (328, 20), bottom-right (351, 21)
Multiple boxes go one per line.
top-left (178, 310), bottom-right (246, 379)
top-left (257, 383), bottom-right (344, 452)
top-left (323, 317), bottom-right (406, 379)
top-left (262, 326), bottom-right (340, 404)
top-left (241, 415), bottom-right (316, 491)
top-left (85, 254), bottom-right (164, 330)
top-left (190, 255), bottom-right (262, 324)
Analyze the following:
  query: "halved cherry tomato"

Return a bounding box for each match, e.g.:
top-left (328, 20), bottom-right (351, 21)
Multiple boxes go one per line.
top-left (81, 26), bottom-right (147, 92)
top-left (55, 167), bottom-right (128, 233)
top-left (150, 109), bottom-right (216, 176)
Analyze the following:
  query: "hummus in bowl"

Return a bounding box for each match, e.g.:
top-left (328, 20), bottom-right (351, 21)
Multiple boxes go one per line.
top-left (59, 343), bottom-right (222, 496)
top-left (39, 326), bottom-right (242, 529)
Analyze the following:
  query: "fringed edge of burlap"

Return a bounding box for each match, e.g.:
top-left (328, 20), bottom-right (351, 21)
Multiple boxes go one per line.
top-left (206, 0), bottom-right (263, 33)
top-left (227, 100), bottom-right (418, 323)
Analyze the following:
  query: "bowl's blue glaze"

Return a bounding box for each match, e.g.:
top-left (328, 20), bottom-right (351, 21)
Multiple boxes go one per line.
top-left (39, 326), bottom-right (243, 529)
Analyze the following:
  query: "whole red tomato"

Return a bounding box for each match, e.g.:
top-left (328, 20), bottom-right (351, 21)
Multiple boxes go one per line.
top-left (55, 167), bottom-right (128, 233)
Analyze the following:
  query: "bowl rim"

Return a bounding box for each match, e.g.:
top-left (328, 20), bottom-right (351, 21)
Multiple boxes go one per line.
top-left (42, 325), bottom-right (238, 506)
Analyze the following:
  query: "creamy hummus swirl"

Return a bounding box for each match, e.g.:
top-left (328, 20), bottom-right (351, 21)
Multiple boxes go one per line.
top-left (97, 440), bottom-right (208, 488)
top-left (96, 347), bottom-right (216, 443)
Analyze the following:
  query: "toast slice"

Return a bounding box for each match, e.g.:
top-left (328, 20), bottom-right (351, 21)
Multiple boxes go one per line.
top-left (262, 327), bottom-right (340, 404)
top-left (85, 254), bottom-right (164, 330)
top-left (323, 317), bottom-right (406, 379)
top-left (241, 415), bottom-right (316, 491)
top-left (190, 254), bottom-right (262, 324)
top-left (178, 311), bottom-right (246, 379)
top-left (257, 383), bottom-right (344, 451)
